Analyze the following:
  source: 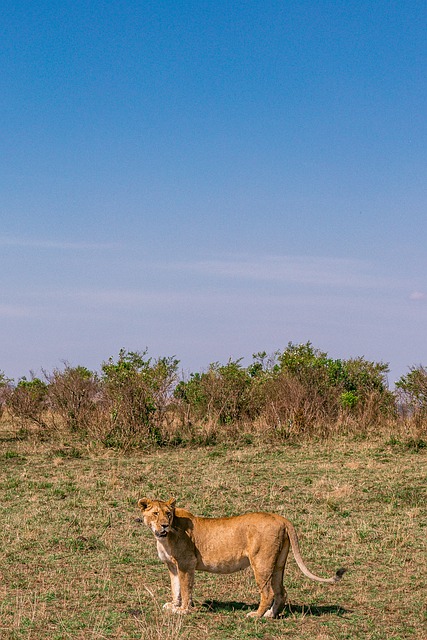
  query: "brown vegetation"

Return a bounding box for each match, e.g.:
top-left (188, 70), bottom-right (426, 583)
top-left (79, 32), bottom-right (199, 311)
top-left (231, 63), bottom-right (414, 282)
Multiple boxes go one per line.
top-left (1, 343), bottom-right (426, 450)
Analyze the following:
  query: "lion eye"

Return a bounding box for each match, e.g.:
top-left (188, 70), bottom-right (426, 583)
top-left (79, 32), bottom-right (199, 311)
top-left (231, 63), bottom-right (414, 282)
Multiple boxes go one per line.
top-left (153, 511), bottom-right (159, 516)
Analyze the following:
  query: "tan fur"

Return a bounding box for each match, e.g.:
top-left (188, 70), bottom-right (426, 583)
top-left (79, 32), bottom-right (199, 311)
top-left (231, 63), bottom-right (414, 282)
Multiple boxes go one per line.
top-left (137, 497), bottom-right (346, 618)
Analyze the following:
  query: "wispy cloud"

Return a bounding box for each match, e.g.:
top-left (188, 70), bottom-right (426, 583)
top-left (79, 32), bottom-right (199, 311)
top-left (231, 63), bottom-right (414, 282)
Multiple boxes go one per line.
top-left (68, 289), bottom-right (193, 306)
top-left (171, 255), bottom-right (400, 290)
top-left (61, 288), bottom-right (263, 309)
top-left (0, 236), bottom-right (120, 250)
top-left (409, 291), bottom-right (426, 301)
top-left (29, 253), bottom-right (405, 313)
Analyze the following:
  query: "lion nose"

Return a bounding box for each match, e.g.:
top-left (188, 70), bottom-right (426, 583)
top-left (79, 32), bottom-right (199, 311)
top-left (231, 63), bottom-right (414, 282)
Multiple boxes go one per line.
top-left (161, 523), bottom-right (169, 530)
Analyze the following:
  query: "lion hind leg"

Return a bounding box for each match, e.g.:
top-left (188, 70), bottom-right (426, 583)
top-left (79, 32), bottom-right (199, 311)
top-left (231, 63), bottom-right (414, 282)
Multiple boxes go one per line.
top-left (263, 575), bottom-right (286, 618)
top-left (256, 538), bottom-right (289, 619)
top-left (246, 585), bottom-right (274, 618)
top-left (263, 537), bottom-right (290, 618)
top-left (246, 564), bottom-right (276, 618)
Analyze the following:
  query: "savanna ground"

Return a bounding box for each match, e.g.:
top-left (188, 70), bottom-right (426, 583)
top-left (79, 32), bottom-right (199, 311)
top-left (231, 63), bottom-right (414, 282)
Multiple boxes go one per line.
top-left (0, 422), bottom-right (426, 640)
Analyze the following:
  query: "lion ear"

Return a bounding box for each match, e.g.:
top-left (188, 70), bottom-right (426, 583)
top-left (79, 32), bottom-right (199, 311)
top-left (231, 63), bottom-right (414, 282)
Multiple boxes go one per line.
top-left (167, 497), bottom-right (176, 510)
top-left (138, 497), bottom-right (151, 511)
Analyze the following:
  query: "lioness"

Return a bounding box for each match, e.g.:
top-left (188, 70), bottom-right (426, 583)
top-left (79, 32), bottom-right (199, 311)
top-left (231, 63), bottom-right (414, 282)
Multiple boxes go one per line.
top-left (138, 497), bottom-right (346, 618)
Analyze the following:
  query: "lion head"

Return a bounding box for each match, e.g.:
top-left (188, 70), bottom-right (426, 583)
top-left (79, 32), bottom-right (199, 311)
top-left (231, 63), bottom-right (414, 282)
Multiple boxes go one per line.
top-left (138, 497), bottom-right (176, 539)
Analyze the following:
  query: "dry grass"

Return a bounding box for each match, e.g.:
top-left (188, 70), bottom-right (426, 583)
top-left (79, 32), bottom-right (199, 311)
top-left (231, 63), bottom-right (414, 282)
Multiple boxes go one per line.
top-left (0, 419), bottom-right (426, 639)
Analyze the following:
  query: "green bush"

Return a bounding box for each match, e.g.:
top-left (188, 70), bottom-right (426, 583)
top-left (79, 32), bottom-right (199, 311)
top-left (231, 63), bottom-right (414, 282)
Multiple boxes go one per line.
top-left (101, 349), bottom-right (179, 448)
top-left (396, 366), bottom-right (427, 419)
top-left (173, 344), bottom-right (394, 438)
top-left (174, 358), bottom-right (260, 425)
top-left (340, 391), bottom-right (359, 410)
top-left (0, 343), bottom-right (406, 446)
top-left (278, 342), bottom-right (392, 414)
top-left (277, 342), bottom-right (341, 421)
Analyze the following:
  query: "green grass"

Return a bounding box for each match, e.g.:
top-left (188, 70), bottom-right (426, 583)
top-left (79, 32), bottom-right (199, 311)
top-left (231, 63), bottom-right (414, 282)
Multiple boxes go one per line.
top-left (0, 427), bottom-right (426, 639)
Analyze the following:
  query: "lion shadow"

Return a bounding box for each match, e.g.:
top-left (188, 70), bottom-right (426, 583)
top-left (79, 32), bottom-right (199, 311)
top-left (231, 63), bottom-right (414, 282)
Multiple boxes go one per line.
top-left (201, 599), bottom-right (349, 617)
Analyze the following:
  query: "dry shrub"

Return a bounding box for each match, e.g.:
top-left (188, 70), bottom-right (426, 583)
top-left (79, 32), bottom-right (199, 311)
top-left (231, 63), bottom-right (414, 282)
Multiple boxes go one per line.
top-left (6, 377), bottom-right (49, 430)
top-left (3, 343), bottom-right (424, 449)
top-left (395, 365), bottom-right (427, 442)
top-left (252, 374), bottom-right (338, 440)
top-left (0, 372), bottom-right (12, 420)
top-left (47, 364), bottom-right (102, 433)
top-left (162, 402), bottom-right (229, 446)
top-left (172, 345), bottom-right (396, 444)
top-left (337, 389), bottom-right (395, 438)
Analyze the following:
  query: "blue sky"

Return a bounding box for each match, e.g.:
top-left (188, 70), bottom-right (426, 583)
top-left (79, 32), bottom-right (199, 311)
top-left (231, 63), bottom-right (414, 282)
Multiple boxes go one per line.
top-left (1, 1), bottom-right (426, 384)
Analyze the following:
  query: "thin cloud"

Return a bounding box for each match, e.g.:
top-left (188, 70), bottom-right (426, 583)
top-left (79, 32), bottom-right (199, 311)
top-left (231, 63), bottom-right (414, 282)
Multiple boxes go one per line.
top-left (69, 289), bottom-right (192, 306)
top-left (62, 288), bottom-right (264, 308)
top-left (48, 284), bottom-right (389, 315)
top-left (172, 255), bottom-right (400, 290)
top-left (409, 291), bottom-right (426, 300)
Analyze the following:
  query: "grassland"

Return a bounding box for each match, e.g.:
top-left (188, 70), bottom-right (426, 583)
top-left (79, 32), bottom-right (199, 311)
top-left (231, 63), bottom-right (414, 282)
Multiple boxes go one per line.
top-left (0, 425), bottom-right (426, 639)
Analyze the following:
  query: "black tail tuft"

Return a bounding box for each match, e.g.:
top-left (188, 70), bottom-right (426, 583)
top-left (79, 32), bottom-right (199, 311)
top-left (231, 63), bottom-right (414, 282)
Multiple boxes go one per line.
top-left (334, 567), bottom-right (347, 582)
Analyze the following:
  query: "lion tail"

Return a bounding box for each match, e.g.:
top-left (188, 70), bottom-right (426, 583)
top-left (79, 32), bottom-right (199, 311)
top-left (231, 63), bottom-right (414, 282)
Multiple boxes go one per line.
top-left (284, 518), bottom-right (346, 584)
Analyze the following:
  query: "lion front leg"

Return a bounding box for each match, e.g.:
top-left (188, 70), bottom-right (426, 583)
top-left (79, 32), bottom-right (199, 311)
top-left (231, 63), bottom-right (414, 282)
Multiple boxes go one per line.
top-left (173, 567), bottom-right (195, 614)
top-left (163, 561), bottom-right (182, 611)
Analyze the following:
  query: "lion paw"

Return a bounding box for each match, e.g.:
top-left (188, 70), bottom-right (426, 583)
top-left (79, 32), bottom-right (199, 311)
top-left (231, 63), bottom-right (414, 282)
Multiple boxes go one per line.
top-left (174, 606), bottom-right (192, 615)
top-left (163, 603), bottom-right (193, 615)
top-left (163, 602), bottom-right (180, 612)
